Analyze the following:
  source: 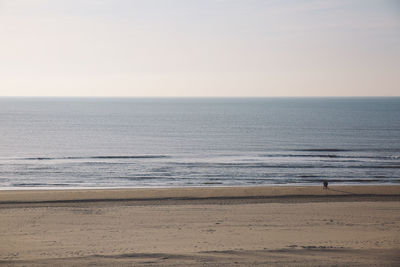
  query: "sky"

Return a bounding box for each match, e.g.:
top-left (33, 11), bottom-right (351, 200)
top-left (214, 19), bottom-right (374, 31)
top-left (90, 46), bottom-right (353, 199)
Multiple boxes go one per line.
top-left (0, 0), bottom-right (399, 97)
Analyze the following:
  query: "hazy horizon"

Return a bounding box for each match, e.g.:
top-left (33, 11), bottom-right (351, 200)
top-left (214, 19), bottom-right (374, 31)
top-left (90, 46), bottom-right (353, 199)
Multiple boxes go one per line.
top-left (1, 0), bottom-right (399, 97)
top-left (1, 96), bottom-right (400, 99)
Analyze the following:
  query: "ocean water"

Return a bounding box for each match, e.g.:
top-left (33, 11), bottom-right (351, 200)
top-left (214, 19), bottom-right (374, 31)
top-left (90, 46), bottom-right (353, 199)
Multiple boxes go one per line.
top-left (0, 97), bottom-right (399, 188)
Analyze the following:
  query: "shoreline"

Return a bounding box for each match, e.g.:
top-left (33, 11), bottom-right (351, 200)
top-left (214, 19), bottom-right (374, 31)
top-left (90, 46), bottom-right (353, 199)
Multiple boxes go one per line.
top-left (0, 185), bottom-right (399, 206)
top-left (1, 182), bottom-right (399, 190)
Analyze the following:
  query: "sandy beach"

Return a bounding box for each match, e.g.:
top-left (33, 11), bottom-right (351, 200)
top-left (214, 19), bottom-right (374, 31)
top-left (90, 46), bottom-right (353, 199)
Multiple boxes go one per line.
top-left (1, 185), bottom-right (399, 266)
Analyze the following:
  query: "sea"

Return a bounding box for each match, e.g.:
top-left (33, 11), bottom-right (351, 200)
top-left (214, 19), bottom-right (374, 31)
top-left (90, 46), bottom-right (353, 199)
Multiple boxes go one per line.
top-left (0, 97), bottom-right (399, 189)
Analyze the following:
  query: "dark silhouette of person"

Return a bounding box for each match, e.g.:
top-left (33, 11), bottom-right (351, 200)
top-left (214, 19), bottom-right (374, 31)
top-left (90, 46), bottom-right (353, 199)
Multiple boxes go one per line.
top-left (323, 180), bottom-right (328, 189)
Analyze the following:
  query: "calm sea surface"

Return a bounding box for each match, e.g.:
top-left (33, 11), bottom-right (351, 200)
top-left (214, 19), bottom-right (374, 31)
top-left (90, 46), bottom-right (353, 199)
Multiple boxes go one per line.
top-left (0, 97), bottom-right (399, 188)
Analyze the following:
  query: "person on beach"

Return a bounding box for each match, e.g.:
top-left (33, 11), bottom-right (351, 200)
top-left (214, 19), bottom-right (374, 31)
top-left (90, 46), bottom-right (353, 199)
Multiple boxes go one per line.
top-left (323, 180), bottom-right (328, 189)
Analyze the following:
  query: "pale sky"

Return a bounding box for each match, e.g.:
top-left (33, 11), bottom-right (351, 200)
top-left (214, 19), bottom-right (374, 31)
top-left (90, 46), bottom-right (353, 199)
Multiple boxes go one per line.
top-left (0, 0), bottom-right (399, 97)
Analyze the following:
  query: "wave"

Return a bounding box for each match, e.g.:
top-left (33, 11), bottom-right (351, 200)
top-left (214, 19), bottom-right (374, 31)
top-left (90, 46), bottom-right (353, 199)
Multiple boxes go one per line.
top-left (20, 155), bottom-right (169, 160)
top-left (9, 153), bottom-right (400, 161)
top-left (295, 149), bottom-right (349, 152)
top-left (258, 154), bottom-right (400, 160)
top-left (295, 148), bottom-right (400, 153)
top-left (11, 183), bottom-right (72, 187)
top-left (174, 162), bottom-right (400, 169)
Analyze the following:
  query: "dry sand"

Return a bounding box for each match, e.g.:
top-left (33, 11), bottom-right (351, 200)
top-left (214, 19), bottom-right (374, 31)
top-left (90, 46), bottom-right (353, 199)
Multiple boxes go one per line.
top-left (1, 185), bottom-right (399, 266)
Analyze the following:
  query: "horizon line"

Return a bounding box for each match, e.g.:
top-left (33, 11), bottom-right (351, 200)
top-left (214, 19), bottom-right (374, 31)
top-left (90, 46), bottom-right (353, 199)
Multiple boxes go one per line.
top-left (1, 96), bottom-right (400, 99)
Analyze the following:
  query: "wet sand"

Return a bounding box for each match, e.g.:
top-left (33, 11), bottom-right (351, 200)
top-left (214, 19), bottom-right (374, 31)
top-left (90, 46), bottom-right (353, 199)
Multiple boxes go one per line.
top-left (1, 186), bottom-right (399, 266)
